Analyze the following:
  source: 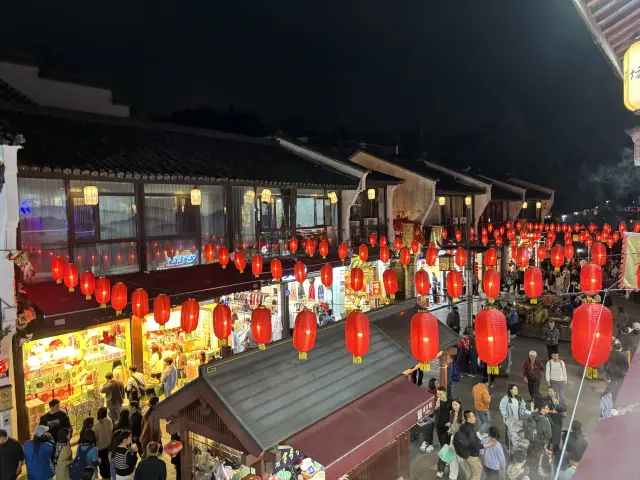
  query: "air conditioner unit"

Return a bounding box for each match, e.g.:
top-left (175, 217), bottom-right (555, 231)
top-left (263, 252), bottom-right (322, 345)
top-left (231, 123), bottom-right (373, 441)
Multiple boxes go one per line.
top-left (457, 217), bottom-right (467, 225)
top-left (349, 221), bottom-right (360, 229)
top-left (364, 218), bottom-right (378, 226)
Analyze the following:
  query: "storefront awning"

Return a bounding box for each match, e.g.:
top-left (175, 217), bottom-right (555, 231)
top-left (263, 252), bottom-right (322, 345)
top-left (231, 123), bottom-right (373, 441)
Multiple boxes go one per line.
top-left (286, 376), bottom-right (435, 479)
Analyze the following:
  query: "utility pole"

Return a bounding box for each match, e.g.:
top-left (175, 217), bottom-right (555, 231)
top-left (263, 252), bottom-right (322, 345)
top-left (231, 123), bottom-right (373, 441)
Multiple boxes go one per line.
top-left (465, 196), bottom-right (473, 331)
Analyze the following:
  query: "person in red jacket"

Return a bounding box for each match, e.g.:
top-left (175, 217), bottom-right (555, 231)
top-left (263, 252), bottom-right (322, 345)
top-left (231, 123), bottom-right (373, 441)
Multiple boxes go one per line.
top-left (523, 350), bottom-right (545, 402)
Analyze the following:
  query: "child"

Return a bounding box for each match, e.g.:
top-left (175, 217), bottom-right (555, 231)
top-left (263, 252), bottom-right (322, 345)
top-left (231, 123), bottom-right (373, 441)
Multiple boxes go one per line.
top-left (513, 429), bottom-right (530, 453)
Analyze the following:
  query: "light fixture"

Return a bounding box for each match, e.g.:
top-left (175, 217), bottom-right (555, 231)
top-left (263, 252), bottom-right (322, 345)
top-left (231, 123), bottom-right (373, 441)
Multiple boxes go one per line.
top-left (84, 185), bottom-right (99, 206)
top-left (465, 196), bottom-right (472, 206)
top-left (438, 196), bottom-right (446, 206)
top-left (328, 191), bottom-right (338, 204)
top-left (261, 188), bottom-right (272, 203)
top-left (536, 201), bottom-right (542, 209)
top-left (522, 201), bottom-right (528, 209)
top-left (190, 187), bottom-right (201, 206)
top-left (244, 190), bottom-right (255, 203)
top-left (367, 188), bottom-right (376, 200)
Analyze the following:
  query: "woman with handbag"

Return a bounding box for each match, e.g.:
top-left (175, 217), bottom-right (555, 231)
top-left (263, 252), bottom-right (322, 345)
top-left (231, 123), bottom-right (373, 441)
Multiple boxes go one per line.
top-left (139, 397), bottom-right (161, 457)
top-left (446, 399), bottom-right (468, 480)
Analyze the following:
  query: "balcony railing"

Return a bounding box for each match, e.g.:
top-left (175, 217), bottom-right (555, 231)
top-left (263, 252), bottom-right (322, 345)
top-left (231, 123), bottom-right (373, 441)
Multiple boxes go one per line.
top-left (349, 224), bottom-right (388, 247)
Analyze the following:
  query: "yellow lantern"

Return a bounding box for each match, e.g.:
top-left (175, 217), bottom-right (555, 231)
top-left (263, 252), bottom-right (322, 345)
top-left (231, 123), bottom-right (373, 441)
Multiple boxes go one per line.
top-left (328, 191), bottom-right (338, 204)
top-left (367, 188), bottom-right (376, 200)
top-left (190, 187), bottom-right (201, 206)
top-left (624, 40), bottom-right (640, 111)
top-left (522, 201), bottom-right (528, 209)
top-left (244, 190), bottom-right (255, 203)
top-left (84, 185), bottom-right (99, 206)
top-left (438, 196), bottom-right (446, 206)
top-left (464, 196), bottom-right (472, 206)
top-left (536, 201), bottom-right (542, 209)
top-left (261, 188), bottom-right (272, 203)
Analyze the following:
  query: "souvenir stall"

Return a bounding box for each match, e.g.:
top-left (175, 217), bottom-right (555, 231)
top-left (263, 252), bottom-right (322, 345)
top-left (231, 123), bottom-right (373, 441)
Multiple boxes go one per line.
top-left (344, 260), bottom-right (390, 314)
top-left (286, 271), bottom-right (334, 328)
top-left (23, 320), bottom-right (131, 437)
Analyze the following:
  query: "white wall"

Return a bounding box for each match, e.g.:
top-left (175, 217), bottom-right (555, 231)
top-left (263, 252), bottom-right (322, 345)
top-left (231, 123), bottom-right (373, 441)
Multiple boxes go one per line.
top-left (0, 61), bottom-right (129, 117)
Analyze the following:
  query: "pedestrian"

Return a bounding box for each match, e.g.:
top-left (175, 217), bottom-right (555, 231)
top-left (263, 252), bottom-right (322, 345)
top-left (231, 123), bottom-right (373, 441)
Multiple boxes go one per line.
top-left (447, 399), bottom-right (469, 480)
top-left (499, 384), bottom-right (529, 444)
top-left (175, 345), bottom-right (187, 384)
top-left (432, 387), bottom-right (452, 478)
top-left (548, 403), bottom-right (566, 469)
top-left (545, 386), bottom-right (563, 409)
top-left (140, 397), bottom-right (162, 456)
top-left (125, 366), bottom-right (146, 403)
top-left (112, 360), bottom-right (127, 384)
top-left (24, 425), bottom-right (55, 480)
top-left (507, 306), bottom-right (520, 338)
top-left (545, 353), bottom-right (568, 405)
top-left (456, 329), bottom-right (472, 376)
top-left (0, 428), bottom-right (25, 480)
top-left (471, 379), bottom-right (491, 430)
top-left (79, 417), bottom-right (95, 443)
top-left (38, 399), bottom-right (71, 445)
top-left (94, 407), bottom-right (112, 480)
top-left (73, 429), bottom-right (99, 480)
top-left (460, 411), bottom-right (486, 480)
top-left (446, 357), bottom-right (461, 399)
top-left (506, 450), bottom-right (531, 480)
top-left (150, 345), bottom-right (163, 381)
top-left (530, 400), bottom-right (552, 456)
top-left (616, 306), bottom-right (630, 334)
top-left (129, 402), bottom-right (143, 446)
top-left (523, 351), bottom-right (544, 403)
top-left (161, 358), bottom-right (178, 396)
top-left (542, 320), bottom-right (560, 359)
top-left (561, 421), bottom-right (587, 470)
top-left (600, 386), bottom-right (613, 419)
top-left (481, 426), bottom-right (506, 480)
top-left (114, 410), bottom-right (131, 432)
top-left (133, 442), bottom-right (166, 480)
top-left (447, 306), bottom-right (461, 334)
top-left (53, 428), bottom-right (72, 480)
top-left (418, 379), bottom-right (438, 452)
top-left (111, 430), bottom-right (139, 480)
top-left (617, 325), bottom-right (637, 364)
top-left (557, 458), bottom-right (580, 480)
top-left (432, 273), bottom-right (439, 304)
top-left (101, 373), bottom-right (125, 424)
top-left (605, 339), bottom-right (629, 401)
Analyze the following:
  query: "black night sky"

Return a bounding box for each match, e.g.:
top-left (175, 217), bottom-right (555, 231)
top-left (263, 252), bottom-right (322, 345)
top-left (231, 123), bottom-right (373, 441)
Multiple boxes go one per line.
top-left (3, 0), bottom-right (637, 213)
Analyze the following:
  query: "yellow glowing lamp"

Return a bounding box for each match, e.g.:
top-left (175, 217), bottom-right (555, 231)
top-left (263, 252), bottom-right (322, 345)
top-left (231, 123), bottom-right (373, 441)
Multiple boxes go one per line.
top-left (190, 187), bottom-right (201, 206)
top-left (367, 188), bottom-right (376, 200)
top-left (624, 40), bottom-right (640, 111)
top-left (438, 196), bottom-right (446, 206)
top-left (84, 185), bottom-right (99, 206)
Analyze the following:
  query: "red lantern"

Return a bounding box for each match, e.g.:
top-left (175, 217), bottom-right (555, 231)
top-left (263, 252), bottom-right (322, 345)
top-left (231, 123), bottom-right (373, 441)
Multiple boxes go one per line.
top-left (305, 239), bottom-right (316, 257)
top-left (320, 263), bottom-right (333, 287)
top-left (564, 244), bottom-right (574, 260)
top-left (446, 270), bottom-right (463, 300)
top-left (63, 263), bottom-right (78, 292)
top-left (251, 254), bottom-right (263, 278)
top-left (537, 246), bottom-right (547, 261)
top-left (524, 267), bottom-right (543, 304)
top-left (411, 240), bottom-right (420, 255)
top-left (270, 258), bottom-right (283, 281)
top-left (475, 308), bottom-right (508, 374)
top-left (635, 222), bottom-right (640, 233)
top-left (338, 242), bottom-right (349, 261)
top-left (619, 221), bottom-right (627, 233)
top-left (495, 235), bottom-right (503, 247)
top-left (488, 223), bottom-right (493, 233)
top-left (551, 245), bottom-right (565, 271)
top-left (481, 234), bottom-right (489, 246)
top-left (515, 246), bottom-right (529, 270)
top-left (80, 270), bottom-right (95, 300)
top-left (111, 282), bottom-right (127, 315)
top-left (181, 298), bottom-right (200, 333)
top-left (516, 220), bottom-right (522, 231)
top-left (234, 251), bottom-right (246, 273)
top-left (213, 303), bottom-right (232, 346)
top-left (382, 269), bottom-right (398, 299)
top-left (51, 255), bottom-right (65, 284)
top-left (368, 233), bottom-right (377, 247)
top-left (613, 232), bottom-right (620, 242)
top-left (394, 237), bottom-right (403, 250)
top-left (351, 267), bottom-right (364, 291)
top-left (293, 309), bottom-right (317, 359)
top-left (595, 232), bottom-right (602, 242)
top-left (131, 288), bottom-right (149, 318)
top-left (345, 311), bottom-right (370, 364)
top-left (589, 223), bottom-right (597, 233)
top-left (289, 237), bottom-right (299, 254)
top-left (484, 248), bottom-right (498, 269)
top-left (380, 235), bottom-right (388, 247)
top-left (251, 306), bottom-right (272, 350)
top-left (415, 269), bottom-right (431, 298)
top-left (483, 269), bottom-right (501, 303)
top-left (218, 246), bottom-right (230, 269)
top-left (510, 237), bottom-right (517, 248)
top-left (592, 242), bottom-right (606, 266)
top-left (455, 247), bottom-right (466, 268)
top-left (580, 263), bottom-right (602, 296)
top-left (442, 229), bottom-right (448, 240)
top-left (585, 235), bottom-right (593, 248)
top-left (358, 244), bottom-right (369, 262)
top-left (379, 245), bottom-right (390, 263)
top-left (294, 261), bottom-right (307, 283)
top-left (95, 277), bottom-right (111, 308)
top-left (314, 240), bottom-right (326, 259)
top-left (410, 311), bottom-right (439, 371)
top-left (455, 230), bottom-right (462, 242)
top-left (572, 303), bottom-right (613, 368)
top-left (154, 294), bottom-right (171, 325)
top-left (426, 245), bottom-right (438, 266)
top-left (399, 247), bottom-right (411, 266)
top-left (204, 243), bottom-right (215, 263)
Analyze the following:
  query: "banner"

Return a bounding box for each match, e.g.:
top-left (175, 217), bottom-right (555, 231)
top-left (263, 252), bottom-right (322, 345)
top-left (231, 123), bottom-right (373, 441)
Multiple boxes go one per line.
top-left (622, 232), bottom-right (640, 289)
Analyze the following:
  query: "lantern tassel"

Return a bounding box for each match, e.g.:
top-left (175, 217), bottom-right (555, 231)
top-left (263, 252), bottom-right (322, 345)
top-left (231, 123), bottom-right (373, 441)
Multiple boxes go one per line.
top-left (586, 367), bottom-right (598, 379)
top-left (390, 294), bottom-right (395, 300)
top-left (219, 339), bottom-right (227, 347)
top-left (489, 365), bottom-right (499, 375)
top-left (554, 267), bottom-right (560, 272)
top-left (69, 287), bottom-right (74, 292)
top-left (530, 298), bottom-right (537, 305)
top-left (419, 362), bottom-right (431, 372)
top-left (258, 343), bottom-right (266, 351)
top-left (222, 265), bottom-right (227, 270)
top-left (239, 269), bottom-right (244, 274)
top-left (85, 295), bottom-right (91, 300)
top-left (487, 298), bottom-right (495, 304)
top-left (100, 303), bottom-right (106, 308)
top-left (322, 255), bottom-right (326, 259)
top-left (56, 279), bottom-right (62, 284)
top-left (352, 356), bottom-right (362, 364)
top-left (299, 351), bottom-right (307, 360)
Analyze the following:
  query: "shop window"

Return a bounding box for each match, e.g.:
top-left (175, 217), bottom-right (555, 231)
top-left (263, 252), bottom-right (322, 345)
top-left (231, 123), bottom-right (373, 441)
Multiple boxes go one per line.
top-left (296, 189), bottom-right (328, 229)
top-left (73, 242), bottom-right (139, 277)
top-left (200, 185), bottom-right (226, 263)
top-left (287, 274), bottom-right (335, 328)
top-left (257, 187), bottom-right (293, 257)
top-left (232, 186), bottom-right (257, 251)
top-left (144, 184), bottom-right (198, 238)
top-left (18, 178), bottom-right (69, 281)
top-left (146, 238), bottom-right (198, 271)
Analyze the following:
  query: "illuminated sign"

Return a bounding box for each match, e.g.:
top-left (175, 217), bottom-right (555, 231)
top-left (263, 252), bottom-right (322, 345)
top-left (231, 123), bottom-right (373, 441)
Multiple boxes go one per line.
top-left (156, 249), bottom-right (198, 271)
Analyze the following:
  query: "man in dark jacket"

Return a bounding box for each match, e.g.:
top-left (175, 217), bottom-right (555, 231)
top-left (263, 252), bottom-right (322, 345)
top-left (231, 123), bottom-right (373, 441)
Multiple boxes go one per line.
top-left (523, 351), bottom-right (545, 402)
top-left (530, 401), bottom-right (552, 455)
top-left (433, 387), bottom-right (452, 477)
top-left (101, 372), bottom-right (125, 423)
top-left (134, 442), bottom-right (166, 480)
top-left (606, 340), bottom-right (630, 401)
top-left (542, 320), bottom-right (561, 359)
top-left (460, 411), bottom-right (494, 480)
top-left (446, 307), bottom-right (461, 334)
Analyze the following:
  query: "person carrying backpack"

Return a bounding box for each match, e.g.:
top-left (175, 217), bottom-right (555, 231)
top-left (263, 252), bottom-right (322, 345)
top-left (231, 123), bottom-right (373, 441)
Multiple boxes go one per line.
top-left (447, 357), bottom-right (462, 399)
top-left (71, 430), bottom-right (98, 480)
top-left (126, 366), bottom-right (146, 403)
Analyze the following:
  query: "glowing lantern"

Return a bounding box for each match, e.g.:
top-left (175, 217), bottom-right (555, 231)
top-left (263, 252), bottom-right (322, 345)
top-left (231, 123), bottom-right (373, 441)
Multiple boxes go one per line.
top-left (233, 251), bottom-right (246, 273)
top-left (83, 185), bottom-right (99, 206)
top-left (305, 239), bottom-right (316, 257)
top-left (204, 243), bottom-right (215, 263)
top-left (52, 255), bottom-right (65, 284)
top-left (548, 231), bottom-right (556, 243)
top-left (592, 242), bottom-right (606, 266)
top-left (607, 238), bottom-right (615, 248)
top-left (415, 269), bottom-right (431, 298)
top-left (368, 233), bottom-right (377, 248)
top-left (481, 234), bottom-right (489, 246)
top-left (580, 263), bottom-right (602, 296)
top-left (338, 242), bottom-right (349, 261)
top-left (426, 245), bottom-right (438, 266)
top-left (619, 221), bottom-right (627, 233)
top-left (218, 246), bottom-right (229, 269)
top-left (399, 247), bottom-right (411, 267)
top-left (293, 309), bottom-right (317, 359)
top-left (613, 232), bottom-right (620, 242)
top-left (380, 235), bottom-right (388, 247)
top-left (111, 282), bottom-right (127, 315)
top-left (562, 223), bottom-right (568, 232)
top-left (484, 248), bottom-right (497, 269)
top-left (294, 261), bottom-right (307, 283)
top-left (446, 270), bottom-right (463, 300)
top-left (394, 237), bottom-right (403, 250)
top-left (516, 221), bottom-right (522, 231)
top-left (345, 310), bottom-right (370, 364)
top-left (510, 237), bottom-right (517, 248)
top-left (551, 245), bottom-right (565, 271)
top-left (80, 270), bottom-right (95, 300)
top-left (564, 244), bottom-right (574, 260)
top-left (267, 259), bottom-right (281, 282)
top-left (589, 224), bottom-right (597, 234)
top-left (603, 223), bottom-right (611, 234)
top-left (537, 246), bottom-right (547, 261)
top-left (318, 240), bottom-right (329, 259)
top-left (367, 188), bottom-right (376, 200)
top-left (495, 236), bottom-right (503, 247)
top-left (475, 308), bottom-right (508, 374)
top-left (63, 263), bottom-right (78, 292)
top-left (180, 298), bottom-right (200, 333)
top-left (515, 246), bottom-right (529, 270)
top-left (213, 303), bottom-right (232, 346)
top-left (409, 240), bottom-right (419, 256)
top-left (358, 244), bottom-right (369, 262)
top-left (382, 269), bottom-right (399, 299)
top-left (153, 294), bottom-right (171, 325)
top-left (455, 247), bottom-right (466, 268)
top-left (506, 221), bottom-right (512, 230)
top-left (410, 311), bottom-right (439, 371)
top-left (351, 267), bottom-right (364, 291)
top-left (595, 232), bottom-right (602, 242)
top-left (380, 245), bottom-right (390, 263)
top-left (550, 223), bottom-right (556, 232)
top-left (524, 267), bottom-right (543, 304)
top-left (130, 288), bottom-right (149, 318)
top-left (635, 223), bottom-right (640, 233)
top-left (483, 269), bottom-right (500, 303)
top-left (289, 237), bottom-right (299, 254)
top-left (251, 306), bottom-right (272, 350)
top-left (455, 230), bottom-right (462, 242)
top-left (320, 263), bottom-right (333, 287)
top-left (470, 227), bottom-right (475, 237)
top-left (574, 223), bottom-right (581, 231)
top-left (95, 277), bottom-right (111, 308)
top-left (585, 236), bottom-right (594, 248)
top-left (488, 223), bottom-right (493, 232)
top-left (572, 303), bottom-right (613, 370)
top-left (442, 229), bottom-right (448, 240)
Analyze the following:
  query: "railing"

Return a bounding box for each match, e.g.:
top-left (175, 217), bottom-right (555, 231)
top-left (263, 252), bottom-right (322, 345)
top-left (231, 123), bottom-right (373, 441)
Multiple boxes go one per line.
top-left (349, 224), bottom-right (388, 247)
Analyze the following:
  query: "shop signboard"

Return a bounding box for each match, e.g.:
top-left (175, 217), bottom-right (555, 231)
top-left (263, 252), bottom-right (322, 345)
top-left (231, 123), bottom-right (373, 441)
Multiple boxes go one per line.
top-left (368, 281), bottom-right (382, 299)
top-left (156, 249), bottom-right (198, 270)
top-left (0, 385), bottom-right (12, 411)
top-left (415, 396), bottom-right (436, 423)
top-left (273, 445), bottom-right (304, 472)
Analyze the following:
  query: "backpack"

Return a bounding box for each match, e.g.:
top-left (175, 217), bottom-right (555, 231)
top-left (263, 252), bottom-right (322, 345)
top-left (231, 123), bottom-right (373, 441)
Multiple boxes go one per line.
top-left (450, 363), bottom-right (462, 383)
top-left (521, 415), bottom-right (537, 442)
top-left (70, 446), bottom-right (91, 480)
top-left (128, 375), bottom-right (144, 402)
top-left (452, 431), bottom-right (470, 459)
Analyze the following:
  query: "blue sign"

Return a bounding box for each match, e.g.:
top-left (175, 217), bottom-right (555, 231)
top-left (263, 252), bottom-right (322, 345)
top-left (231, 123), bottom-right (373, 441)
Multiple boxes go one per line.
top-left (273, 446), bottom-right (303, 472)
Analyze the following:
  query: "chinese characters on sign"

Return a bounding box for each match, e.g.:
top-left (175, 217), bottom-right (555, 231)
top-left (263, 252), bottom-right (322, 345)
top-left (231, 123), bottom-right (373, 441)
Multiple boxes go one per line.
top-left (273, 446), bottom-right (304, 472)
top-left (416, 398), bottom-right (436, 423)
top-left (368, 281), bottom-right (382, 299)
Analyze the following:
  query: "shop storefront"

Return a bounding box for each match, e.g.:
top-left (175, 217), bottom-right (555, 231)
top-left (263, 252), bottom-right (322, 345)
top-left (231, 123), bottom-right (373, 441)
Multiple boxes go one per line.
top-left (344, 259), bottom-right (392, 314)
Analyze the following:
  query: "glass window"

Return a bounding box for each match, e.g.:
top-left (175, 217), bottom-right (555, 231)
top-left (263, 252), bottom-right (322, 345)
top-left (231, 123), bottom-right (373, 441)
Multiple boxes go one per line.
top-left (316, 199), bottom-right (325, 225)
top-left (72, 197), bottom-right (97, 239)
top-left (144, 183), bottom-right (192, 195)
top-left (296, 198), bottom-right (316, 228)
top-left (18, 178), bottom-right (68, 281)
top-left (146, 238), bottom-right (199, 271)
top-left (232, 187), bottom-right (256, 251)
top-left (145, 196), bottom-right (177, 236)
top-left (70, 181), bottom-right (134, 194)
top-left (200, 186), bottom-right (225, 242)
top-left (74, 242), bottom-right (139, 276)
top-left (144, 184), bottom-right (197, 238)
top-left (99, 195), bottom-right (136, 240)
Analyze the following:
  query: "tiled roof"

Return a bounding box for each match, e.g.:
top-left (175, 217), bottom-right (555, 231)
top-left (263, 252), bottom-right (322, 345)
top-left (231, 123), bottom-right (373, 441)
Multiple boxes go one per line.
top-left (3, 106), bottom-right (360, 188)
top-left (390, 158), bottom-right (486, 195)
top-left (490, 183), bottom-right (522, 201)
top-left (0, 79), bottom-right (33, 105)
